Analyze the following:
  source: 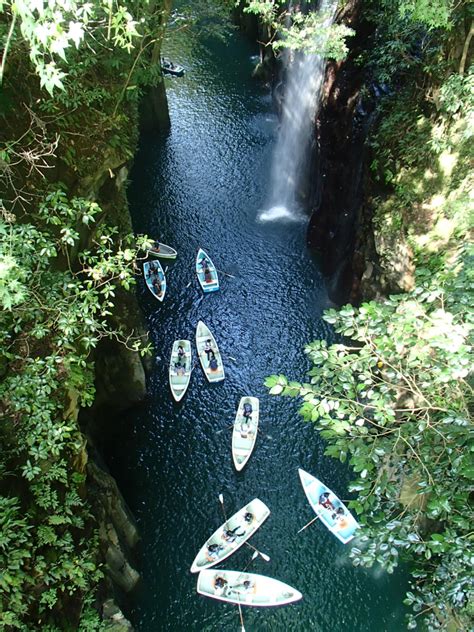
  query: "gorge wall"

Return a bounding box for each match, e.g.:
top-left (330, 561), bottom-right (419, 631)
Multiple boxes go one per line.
top-left (306, 0), bottom-right (417, 306)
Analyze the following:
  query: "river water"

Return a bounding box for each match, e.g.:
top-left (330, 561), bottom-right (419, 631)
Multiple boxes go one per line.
top-left (106, 27), bottom-right (408, 632)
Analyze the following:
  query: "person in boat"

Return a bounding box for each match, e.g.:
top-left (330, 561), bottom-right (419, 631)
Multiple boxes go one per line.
top-left (204, 339), bottom-right (213, 361)
top-left (242, 579), bottom-right (256, 593)
top-left (148, 261), bottom-right (158, 274)
top-left (208, 351), bottom-right (218, 372)
top-left (206, 543), bottom-right (223, 562)
top-left (177, 345), bottom-right (185, 359)
top-left (204, 266), bottom-right (213, 284)
top-left (152, 277), bottom-right (162, 297)
top-left (228, 577), bottom-right (256, 597)
top-left (239, 403), bottom-right (253, 437)
top-left (243, 402), bottom-right (253, 421)
top-left (214, 575), bottom-right (228, 596)
top-left (240, 511), bottom-right (254, 528)
top-left (319, 492), bottom-right (335, 511)
top-left (175, 360), bottom-right (185, 376)
top-left (222, 525), bottom-right (245, 543)
top-left (332, 506), bottom-right (349, 529)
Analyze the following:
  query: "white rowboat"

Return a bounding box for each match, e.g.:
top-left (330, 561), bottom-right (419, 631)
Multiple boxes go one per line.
top-left (232, 397), bottom-right (259, 472)
top-left (195, 320), bottom-right (224, 383)
top-left (190, 498), bottom-right (269, 573)
top-left (196, 248), bottom-right (219, 293)
top-left (143, 260), bottom-right (166, 302)
top-left (298, 468), bottom-right (360, 544)
top-left (169, 340), bottom-right (192, 402)
top-left (197, 569), bottom-right (302, 607)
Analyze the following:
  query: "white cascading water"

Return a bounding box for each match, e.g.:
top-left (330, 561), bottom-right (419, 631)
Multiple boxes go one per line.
top-left (259, 0), bottom-right (338, 223)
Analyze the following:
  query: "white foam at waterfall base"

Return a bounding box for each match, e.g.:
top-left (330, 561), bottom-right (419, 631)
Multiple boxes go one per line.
top-left (257, 205), bottom-right (305, 223)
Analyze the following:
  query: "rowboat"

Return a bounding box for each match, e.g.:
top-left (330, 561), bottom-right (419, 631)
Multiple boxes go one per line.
top-left (161, 58), bottom-right (185, 77)
top-left (169, 340), bottom-right (192, 402)
top-left (195, 320), bottom-right (224, 383)
top-left (143, 260), bottom-right (166, 302)
top-left (232, 397), bottom-right (259, 471)
top-left (147, 241), bottom-right (177, 260)
top-left (196, 248), bottom-right (219, 293)
top-left (298, 468), bottom-right (360, 544)
top-left (190, 498), bottom-right (270, 573)
top-left (197, 570), bottom-right (302, 607)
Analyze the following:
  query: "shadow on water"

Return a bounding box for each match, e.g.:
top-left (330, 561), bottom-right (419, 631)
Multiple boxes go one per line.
top-left (104, 27), bottom-right (409, 632)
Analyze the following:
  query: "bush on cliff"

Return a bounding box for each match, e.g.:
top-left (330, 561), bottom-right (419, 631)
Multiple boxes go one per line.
top-left (0, 0), bottom-right (166, 627)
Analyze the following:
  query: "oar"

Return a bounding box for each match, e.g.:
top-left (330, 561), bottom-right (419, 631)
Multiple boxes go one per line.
top-left (243, 550), bottom-right (259, 570)
top-left (244, 541), bottom-right (270, 562)
top-left (216, 267), bottom-right (236, 279)
top-left (237, 601), bottom-right (245, 632)
top-left (216, 423), bottom-right (234, 434)
top-left (218, 494), bottom-right (270, 562)
top-left (297, 515), bottom-right (320, 534)
top-left (218, 493), bottom-right (228, 521)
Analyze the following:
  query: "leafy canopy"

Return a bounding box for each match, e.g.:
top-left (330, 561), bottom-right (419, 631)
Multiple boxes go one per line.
top-left (0, 0), bottom-right (142, 93)
top-left (242, 0), bottom-right (354, 60)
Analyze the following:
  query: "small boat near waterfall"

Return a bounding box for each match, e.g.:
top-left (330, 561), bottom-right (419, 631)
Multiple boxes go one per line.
top-left (161, 58), bottom-right (185, 77)
top-left (197, 569), bottom-right (302, 607)
top-left (190, 498), bottom-right (270, 573)
top-left (169, 340), bottom-right (192, 402)
top-left (147, 241), bottom-right (177, 260)
top-left (232, 397), bottom-right (259, 472)
top-left (143, 260), bottom-right (166, 302)
top-left (298, 468), bottom-right (359, 544)
top-left (195, 320), bottom-right (225, 382)
top-left (196, 248), bottom-right (219, 293)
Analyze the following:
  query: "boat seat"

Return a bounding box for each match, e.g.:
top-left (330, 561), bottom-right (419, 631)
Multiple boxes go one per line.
top-left (233, 437), bottom-right (251, 451)
top-left (172, 375), bottom-right (189, 385)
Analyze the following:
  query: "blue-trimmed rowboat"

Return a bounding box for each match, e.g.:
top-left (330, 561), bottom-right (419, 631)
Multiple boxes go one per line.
top-left (196, 248), bottom-right (219, 293)
top-left (143, 260), bottom-right (166, 302)
top-left (298, 468), bottom-right (360, 544)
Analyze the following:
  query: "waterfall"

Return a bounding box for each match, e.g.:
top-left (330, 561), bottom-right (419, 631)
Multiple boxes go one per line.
top-left (259, 0), bottom-right (338, 223)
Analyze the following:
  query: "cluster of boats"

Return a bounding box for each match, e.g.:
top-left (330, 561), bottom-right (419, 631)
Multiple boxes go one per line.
top-left (142, 241), bottom-right (360, 624)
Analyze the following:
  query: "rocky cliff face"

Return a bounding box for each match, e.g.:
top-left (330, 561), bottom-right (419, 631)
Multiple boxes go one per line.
top-left (306, 0), bottom-right (416, 305)
top-left (75, 141), bottom-right (150, 631)
top-left (306, 0), bottom-right (373, 305)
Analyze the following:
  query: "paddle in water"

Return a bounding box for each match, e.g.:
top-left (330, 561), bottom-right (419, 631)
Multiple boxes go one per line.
top-left (216, 423), bottom-right (234, 434)
top-left (218, 494), bottom-right (270, 562)
top-left (238, 601), bottom-right (245, 632)
top-left (215, 267), bottom-right (236, 279)
top-left (297, 515), bottom-right (320, 534)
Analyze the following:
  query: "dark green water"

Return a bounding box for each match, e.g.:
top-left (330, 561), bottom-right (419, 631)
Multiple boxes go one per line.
top-left (107, 29), bottom-right (408, 632)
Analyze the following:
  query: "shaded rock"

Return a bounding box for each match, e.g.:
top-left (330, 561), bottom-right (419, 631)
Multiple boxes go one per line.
top-left (103, 598), bottom-right (135, 631)
top-left (105, 535), bottom-right (140, 593)
top-left (88, 460), bottom-right (139, 550)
